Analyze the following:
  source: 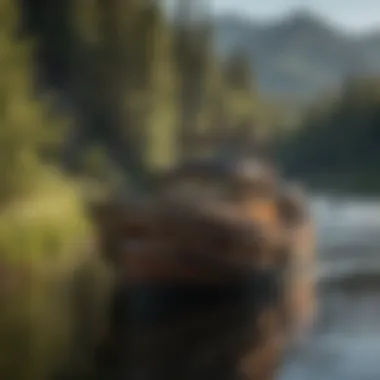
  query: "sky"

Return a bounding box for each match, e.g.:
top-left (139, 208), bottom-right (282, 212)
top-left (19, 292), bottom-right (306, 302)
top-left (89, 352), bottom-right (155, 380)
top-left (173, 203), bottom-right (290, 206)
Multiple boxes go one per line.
top-left (210, 0), bottom-right (380, 32)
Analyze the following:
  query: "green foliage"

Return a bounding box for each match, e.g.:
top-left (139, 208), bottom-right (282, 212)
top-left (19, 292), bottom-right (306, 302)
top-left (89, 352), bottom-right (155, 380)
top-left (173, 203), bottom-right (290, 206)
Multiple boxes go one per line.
top-left (0, 0), bottom-right (64, 205)
top-left (0, 3), bottom-right (112, 380)
top-left (279, 76), bottom-right (380, 192)
top-left (142, 3), bottom-right (179, 171)
top-left (0, 171), bottom-right (105, 380)
top-left (80, 144), bottom-right (112, 180)
top-left (67, 0), bottom-right (266, 178)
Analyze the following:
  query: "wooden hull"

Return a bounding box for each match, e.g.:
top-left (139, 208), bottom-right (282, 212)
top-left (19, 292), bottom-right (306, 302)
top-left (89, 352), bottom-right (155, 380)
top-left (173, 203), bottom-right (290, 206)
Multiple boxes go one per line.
top-left (91, 160), bottom-right (316, 380)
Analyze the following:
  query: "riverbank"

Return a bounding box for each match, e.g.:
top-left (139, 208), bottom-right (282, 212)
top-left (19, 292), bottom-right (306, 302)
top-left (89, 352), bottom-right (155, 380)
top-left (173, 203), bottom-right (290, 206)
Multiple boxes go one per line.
top-left (292, 172), bottom-right (380, 198)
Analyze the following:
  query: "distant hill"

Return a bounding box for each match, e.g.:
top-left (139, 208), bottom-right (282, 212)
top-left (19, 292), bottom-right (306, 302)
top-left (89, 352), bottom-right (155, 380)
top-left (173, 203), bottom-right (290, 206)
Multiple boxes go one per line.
top-left (213, 10), bottom-right (380, 101)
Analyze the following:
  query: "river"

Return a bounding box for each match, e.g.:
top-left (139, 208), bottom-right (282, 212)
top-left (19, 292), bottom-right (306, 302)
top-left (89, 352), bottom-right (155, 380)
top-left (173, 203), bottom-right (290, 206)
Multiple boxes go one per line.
top-left (279, 196), bottom-right (380, 380)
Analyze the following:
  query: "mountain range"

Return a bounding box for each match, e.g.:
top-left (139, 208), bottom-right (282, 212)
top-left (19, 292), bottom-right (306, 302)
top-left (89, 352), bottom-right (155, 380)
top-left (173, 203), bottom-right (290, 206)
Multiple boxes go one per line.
top-left (213, 10), bottom-right (380, 102)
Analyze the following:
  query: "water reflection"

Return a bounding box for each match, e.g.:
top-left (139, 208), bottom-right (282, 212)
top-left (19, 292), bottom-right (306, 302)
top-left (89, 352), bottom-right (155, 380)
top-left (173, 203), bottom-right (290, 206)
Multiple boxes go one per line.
top-left (279, 196), bottom-right (380, 380)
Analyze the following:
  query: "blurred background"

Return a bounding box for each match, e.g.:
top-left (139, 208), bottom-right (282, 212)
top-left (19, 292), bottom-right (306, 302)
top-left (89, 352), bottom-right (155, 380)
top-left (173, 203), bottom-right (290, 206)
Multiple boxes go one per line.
top-left (1, 0), bottom-right (380, 379)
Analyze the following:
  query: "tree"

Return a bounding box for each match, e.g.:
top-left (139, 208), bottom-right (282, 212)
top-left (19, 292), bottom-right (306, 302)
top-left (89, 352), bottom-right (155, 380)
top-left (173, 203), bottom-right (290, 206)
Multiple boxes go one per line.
top-left (223, 51), bottom-right (256, 127)
top-left (0, 0), bottom-right (63, 205)
top-left (279, 75), bottom-right (380, 192)
top-left (139, 2), bottom-right (179, 171)
top-left (173, 1), bottom-right (215, 161)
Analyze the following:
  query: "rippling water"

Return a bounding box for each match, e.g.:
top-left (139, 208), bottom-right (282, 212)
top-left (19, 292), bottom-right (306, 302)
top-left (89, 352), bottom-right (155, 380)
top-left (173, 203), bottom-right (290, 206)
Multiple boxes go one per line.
top-left (279, 196), bottom-right (380, 380)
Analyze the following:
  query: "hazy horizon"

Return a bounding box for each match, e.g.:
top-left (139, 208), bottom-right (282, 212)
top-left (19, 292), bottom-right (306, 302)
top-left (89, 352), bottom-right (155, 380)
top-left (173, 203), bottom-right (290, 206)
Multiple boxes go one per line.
top-left (210, 0), bottom-right (380, 33)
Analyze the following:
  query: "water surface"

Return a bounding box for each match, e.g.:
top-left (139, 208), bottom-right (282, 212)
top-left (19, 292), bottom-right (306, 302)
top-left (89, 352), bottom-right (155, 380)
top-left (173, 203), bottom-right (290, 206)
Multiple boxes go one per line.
top-left (279, 196), bottom-right (380, 380)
